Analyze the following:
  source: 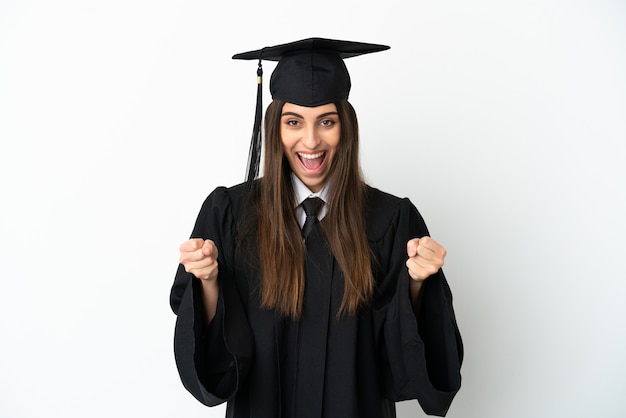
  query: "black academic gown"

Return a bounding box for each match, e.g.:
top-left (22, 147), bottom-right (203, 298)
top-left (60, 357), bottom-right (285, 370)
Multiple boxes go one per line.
top-left (170, 182), bottom-right (463, 417)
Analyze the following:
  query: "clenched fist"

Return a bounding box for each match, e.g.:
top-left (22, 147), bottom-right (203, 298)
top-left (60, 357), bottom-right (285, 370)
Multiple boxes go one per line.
top-left (406, 236), bottom-right (446, 282)
top-left (179, 238), bottom-right (219, 281)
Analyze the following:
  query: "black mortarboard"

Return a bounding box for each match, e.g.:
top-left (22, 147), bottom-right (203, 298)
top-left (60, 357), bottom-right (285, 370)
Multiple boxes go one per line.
top-left (232, 37), bottom-right (390, 185)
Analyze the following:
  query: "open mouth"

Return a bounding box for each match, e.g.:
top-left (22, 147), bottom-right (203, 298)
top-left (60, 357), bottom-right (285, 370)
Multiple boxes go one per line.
top-left (297, 151), bottom-right (326, 171)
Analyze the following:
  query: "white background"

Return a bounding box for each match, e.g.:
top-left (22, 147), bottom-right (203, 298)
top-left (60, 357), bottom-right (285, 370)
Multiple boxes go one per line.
top-left (1, 1), bottom-right (625, 417)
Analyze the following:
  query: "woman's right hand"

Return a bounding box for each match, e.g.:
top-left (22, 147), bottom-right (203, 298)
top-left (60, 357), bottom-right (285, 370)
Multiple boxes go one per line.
top-left (179, 239), bottom-right (219, 281)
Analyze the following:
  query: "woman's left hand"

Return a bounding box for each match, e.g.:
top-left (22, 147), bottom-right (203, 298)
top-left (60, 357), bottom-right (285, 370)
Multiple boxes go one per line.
top-left (406, 237), bottom-right (447, 282)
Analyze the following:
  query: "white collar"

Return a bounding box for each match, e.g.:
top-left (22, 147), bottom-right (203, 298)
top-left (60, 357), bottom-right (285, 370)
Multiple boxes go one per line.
top-left (291, 173), bottom-right (330, 207)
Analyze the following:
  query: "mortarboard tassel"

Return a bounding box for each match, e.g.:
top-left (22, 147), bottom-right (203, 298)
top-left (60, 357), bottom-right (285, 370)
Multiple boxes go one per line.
top-left (245, 55), bottom-right (264, 188)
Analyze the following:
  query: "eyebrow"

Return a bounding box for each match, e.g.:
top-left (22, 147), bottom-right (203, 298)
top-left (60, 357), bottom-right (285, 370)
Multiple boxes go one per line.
top-left (281, 111), bottom-right (339, 119)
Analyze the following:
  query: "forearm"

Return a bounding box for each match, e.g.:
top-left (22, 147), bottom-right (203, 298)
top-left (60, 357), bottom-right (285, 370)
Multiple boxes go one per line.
top-left (200, 278), bottom-right (220, 325)
top-left (409, 278), bottom-right (424, 316)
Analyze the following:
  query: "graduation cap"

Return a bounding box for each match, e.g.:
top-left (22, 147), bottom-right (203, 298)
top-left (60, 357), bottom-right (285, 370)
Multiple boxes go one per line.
top-left (232, 37), bottom-right (390, 184)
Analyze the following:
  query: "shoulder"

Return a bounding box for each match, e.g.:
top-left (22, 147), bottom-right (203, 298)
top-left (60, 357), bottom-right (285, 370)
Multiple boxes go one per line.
top-left (365, 185), bottom-right (406, 207)
top-left (364, 185), bottom-right (416, 216)
top-left (201, 181), bottom-right (256, 209)
top-left (189, 181), bottom-right (259, 240)
top-left (364, 185), bottom-right (423, 241)
top-left (195, 181), bottom-right (258, 224)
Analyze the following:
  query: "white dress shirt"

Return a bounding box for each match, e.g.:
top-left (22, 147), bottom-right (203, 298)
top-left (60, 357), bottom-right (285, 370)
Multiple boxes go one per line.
top-left (291, 173), bottom-right (330, 228)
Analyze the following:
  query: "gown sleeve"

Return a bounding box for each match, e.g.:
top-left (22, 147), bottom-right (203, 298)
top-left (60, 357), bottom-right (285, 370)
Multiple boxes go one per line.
top-left (169, 186), bottom-right (254, 406)
top-left (379, 197), bottom-right (463, 416)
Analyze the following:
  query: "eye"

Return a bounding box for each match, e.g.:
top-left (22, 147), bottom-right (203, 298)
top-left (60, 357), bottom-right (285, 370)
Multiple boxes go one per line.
top-left (320, 119), bottom-right (336, 127)
top-left (284, 119), bottom-right (300, 127)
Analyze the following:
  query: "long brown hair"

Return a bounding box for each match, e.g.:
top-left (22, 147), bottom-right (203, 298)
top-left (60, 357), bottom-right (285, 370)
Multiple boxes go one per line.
top-left (256, 99), bottom-right (373, 318)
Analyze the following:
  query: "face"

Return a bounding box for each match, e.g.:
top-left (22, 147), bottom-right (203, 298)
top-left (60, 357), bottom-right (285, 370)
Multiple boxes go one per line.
top-left (280, 102), bottom-right (341, 193)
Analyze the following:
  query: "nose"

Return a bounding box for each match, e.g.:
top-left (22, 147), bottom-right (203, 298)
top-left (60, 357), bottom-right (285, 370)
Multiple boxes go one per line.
top-left (301, 125), bottom-right (320, 149)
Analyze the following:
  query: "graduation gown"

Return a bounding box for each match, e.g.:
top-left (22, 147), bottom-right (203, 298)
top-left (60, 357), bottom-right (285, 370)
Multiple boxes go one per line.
top-left (170, 182), bottom-right (463, 417)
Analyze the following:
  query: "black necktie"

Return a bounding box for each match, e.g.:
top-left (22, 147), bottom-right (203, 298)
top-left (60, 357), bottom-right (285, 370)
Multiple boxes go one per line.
top-left (301, 197), bottom-right (323, 239)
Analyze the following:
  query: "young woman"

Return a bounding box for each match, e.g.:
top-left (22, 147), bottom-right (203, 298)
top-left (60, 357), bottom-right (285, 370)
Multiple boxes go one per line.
top-left (170, 38), bottom-right (462, 418)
